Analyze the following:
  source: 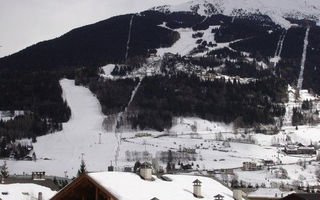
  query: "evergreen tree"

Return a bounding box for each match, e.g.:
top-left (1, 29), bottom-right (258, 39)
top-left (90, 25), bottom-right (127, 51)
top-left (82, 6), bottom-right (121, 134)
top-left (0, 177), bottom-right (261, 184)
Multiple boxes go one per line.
top-left (77, 159), bottom-right (87, 177)
top-left (133, 161), bottom-right (141, 173)
top-left (1, 161), bottom-right (9, 178)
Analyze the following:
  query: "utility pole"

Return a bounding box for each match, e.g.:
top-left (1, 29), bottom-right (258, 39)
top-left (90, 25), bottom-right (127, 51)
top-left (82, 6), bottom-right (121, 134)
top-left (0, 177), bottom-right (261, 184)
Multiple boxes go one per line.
top-left (98, 133), bottom-right (102, 144)
top-left (143, 140), bottom-right (147, 151)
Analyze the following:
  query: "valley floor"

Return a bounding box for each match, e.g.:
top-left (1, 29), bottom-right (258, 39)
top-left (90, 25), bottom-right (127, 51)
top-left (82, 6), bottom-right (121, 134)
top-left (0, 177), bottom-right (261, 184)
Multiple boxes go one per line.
top-left (4, 79), bottom-right (320, 188)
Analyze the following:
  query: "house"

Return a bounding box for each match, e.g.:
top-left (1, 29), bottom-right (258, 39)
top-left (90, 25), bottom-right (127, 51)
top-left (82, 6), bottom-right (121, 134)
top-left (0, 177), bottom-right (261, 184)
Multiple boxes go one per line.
top-left (297, 147), bottom-right (316, 155)
top-left (281, 193), bottom-right (320, 200)
top-left (32, 172), bottom-right (46, 180)
top-left (284, 145), bottom-right (298, 154)
top-left (213, 168), bottom-right (234, 175)
top-left (181, 147), bottom-right (197, 154)
top-left (0, 183), bottom-right (56, 200)
top-left (0, 176), bottom-right (59, 191)
top-left (50, 171), bottom-right (238, 200)
top-left (283, 145), bottom-right (316, 155)
top-left (242, 162), bottom-right (262, 171)
top-left (248, 188), bottom-right (295, 200)
top-left (262, 160), bottom-right (275, 166)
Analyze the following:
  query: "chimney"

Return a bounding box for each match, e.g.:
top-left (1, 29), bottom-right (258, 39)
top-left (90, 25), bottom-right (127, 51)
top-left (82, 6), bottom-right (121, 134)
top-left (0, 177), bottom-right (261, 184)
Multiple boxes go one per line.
top-left (38, 192), bottom-right (43, 200)
top-left (140, 162), bottom-right (152, 180)
top-left (193, 179), bottom-right (202, 198)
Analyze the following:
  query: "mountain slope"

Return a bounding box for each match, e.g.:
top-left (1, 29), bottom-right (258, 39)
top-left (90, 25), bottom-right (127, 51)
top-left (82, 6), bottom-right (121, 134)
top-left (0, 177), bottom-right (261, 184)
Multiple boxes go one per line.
top-left (0, 13), bottom-right (179, 71)
top-left (153, 0), bottom-right (320, 28)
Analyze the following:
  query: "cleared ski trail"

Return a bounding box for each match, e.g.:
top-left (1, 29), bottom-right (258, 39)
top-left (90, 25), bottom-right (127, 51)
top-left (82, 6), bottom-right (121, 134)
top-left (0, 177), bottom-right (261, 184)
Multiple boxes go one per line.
top-left (297, 27), bottom-right (310, 90)
top-left (5, 79), bottom-right (117, 177)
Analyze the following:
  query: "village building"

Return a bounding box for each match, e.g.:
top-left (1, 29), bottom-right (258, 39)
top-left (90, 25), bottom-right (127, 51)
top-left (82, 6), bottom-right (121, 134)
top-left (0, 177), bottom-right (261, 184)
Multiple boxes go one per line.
top-left (32, 172), bottom-right (46, 180)
top-left (0, 183), bottom-right (56, 200)
top-left (182, 147), bottom-right (197, 154)
top-left (283, 145), bottom-right (316, 155)
top-left (262, 160), bottom-right (275, 166)
top-left (248, 188), bottom-right (295, 200)
top-left (280, 193), bottom-right (320, 200)
top-left (212, 168), bottom-right (234, 175)
top-left (242, 162), bottom-right (262, 171)
top-left (50, 171), bottom-right (238, 200)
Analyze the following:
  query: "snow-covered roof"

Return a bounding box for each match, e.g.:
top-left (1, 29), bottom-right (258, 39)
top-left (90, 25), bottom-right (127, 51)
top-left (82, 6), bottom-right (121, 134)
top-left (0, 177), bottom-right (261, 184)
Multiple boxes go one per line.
top-left (88, 172), bottom-right (234, 200)
top-left (248, 188), bottom-right (295, 199)
top-left (0, 183), bottom-right (56, 200)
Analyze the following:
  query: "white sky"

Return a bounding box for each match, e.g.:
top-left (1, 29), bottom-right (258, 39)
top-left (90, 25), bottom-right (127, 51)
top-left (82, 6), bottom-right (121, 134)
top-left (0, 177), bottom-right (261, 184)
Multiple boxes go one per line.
top-left (0, 0), bottom-right (189, 58)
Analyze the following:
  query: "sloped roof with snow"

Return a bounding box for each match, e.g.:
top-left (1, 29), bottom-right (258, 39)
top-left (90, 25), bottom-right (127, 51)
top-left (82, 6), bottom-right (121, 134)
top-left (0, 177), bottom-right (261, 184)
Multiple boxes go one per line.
top-left (0, 183), bottom-right (56, 200)
top-left (88, 172), bottom-right (234, 200)
top-left (248, 188), bottom-right (295, 198)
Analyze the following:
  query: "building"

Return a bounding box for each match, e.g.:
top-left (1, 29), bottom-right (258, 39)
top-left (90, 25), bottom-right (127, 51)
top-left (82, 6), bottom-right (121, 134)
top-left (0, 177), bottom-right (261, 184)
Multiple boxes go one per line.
top-left (0, 183), bottom-right (56, 200)
top-left (50, 172), bottom-right (237, 200)
top-left (0, 176), bottom-right (58, 191)
top-left (212, 168), bottom-right (234, 175)
top-left (262, 160), bottom-right (275, 166)
top-left (32, 172), bottom-right (46, 180)
top-left (242, 162), bottom-right (262, 171)
top-left (248, 188), bottom-right (295, 200)
top-left (283, 145), bottom-right (316, 155)
top-left (281, 193), bottom-right (320, 200)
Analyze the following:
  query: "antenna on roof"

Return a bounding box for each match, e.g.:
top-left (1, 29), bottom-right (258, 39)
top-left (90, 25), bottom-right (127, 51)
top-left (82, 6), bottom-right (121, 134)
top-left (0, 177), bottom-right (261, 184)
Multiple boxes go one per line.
top-left (81, 153), bottom-right (85, 160)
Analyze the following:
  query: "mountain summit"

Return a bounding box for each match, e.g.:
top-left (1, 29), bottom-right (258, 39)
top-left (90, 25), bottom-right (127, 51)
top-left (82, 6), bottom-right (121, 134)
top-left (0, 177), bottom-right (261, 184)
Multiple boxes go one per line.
top-left (153, 0), bottom-right (320, 28)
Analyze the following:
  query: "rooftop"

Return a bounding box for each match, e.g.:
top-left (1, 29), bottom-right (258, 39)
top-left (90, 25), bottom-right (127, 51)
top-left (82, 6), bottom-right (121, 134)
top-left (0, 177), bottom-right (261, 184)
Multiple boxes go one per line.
top-left (88, 172), bottom-right (235, 200)
top-left (0, 183), bottom-right (56, 200)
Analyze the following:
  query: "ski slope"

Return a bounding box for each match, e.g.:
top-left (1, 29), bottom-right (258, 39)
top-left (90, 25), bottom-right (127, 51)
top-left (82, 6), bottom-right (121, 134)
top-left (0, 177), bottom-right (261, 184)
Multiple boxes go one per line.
top-left (5, 79), bottom-right (118, 177)
top-left (297, 27), bottom-right (310, 90)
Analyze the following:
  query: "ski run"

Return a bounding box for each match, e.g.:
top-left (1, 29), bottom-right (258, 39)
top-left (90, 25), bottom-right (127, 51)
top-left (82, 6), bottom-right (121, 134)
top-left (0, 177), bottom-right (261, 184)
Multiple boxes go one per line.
top-left (297, 27), bottom-right (310, 90)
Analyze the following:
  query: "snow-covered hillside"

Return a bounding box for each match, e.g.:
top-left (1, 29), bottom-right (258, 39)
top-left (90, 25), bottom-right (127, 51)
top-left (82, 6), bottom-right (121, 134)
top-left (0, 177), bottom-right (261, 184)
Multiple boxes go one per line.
top-left (153, 0), bottom-right (320, 28)
top-left (5, 79), bottom-right (118, 177)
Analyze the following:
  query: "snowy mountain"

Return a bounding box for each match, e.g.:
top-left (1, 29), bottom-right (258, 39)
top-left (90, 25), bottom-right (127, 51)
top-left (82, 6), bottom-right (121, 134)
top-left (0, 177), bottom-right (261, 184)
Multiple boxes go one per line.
top-left (1, 1), bottom-right (320, 188)
top-left (153, 0), bottom-right (320, 28)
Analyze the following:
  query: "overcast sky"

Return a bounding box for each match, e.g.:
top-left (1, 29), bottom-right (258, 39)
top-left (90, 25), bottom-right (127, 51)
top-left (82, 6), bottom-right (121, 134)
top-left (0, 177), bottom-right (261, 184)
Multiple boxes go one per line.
top-left (0, 0), bottom-right (189, 58)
